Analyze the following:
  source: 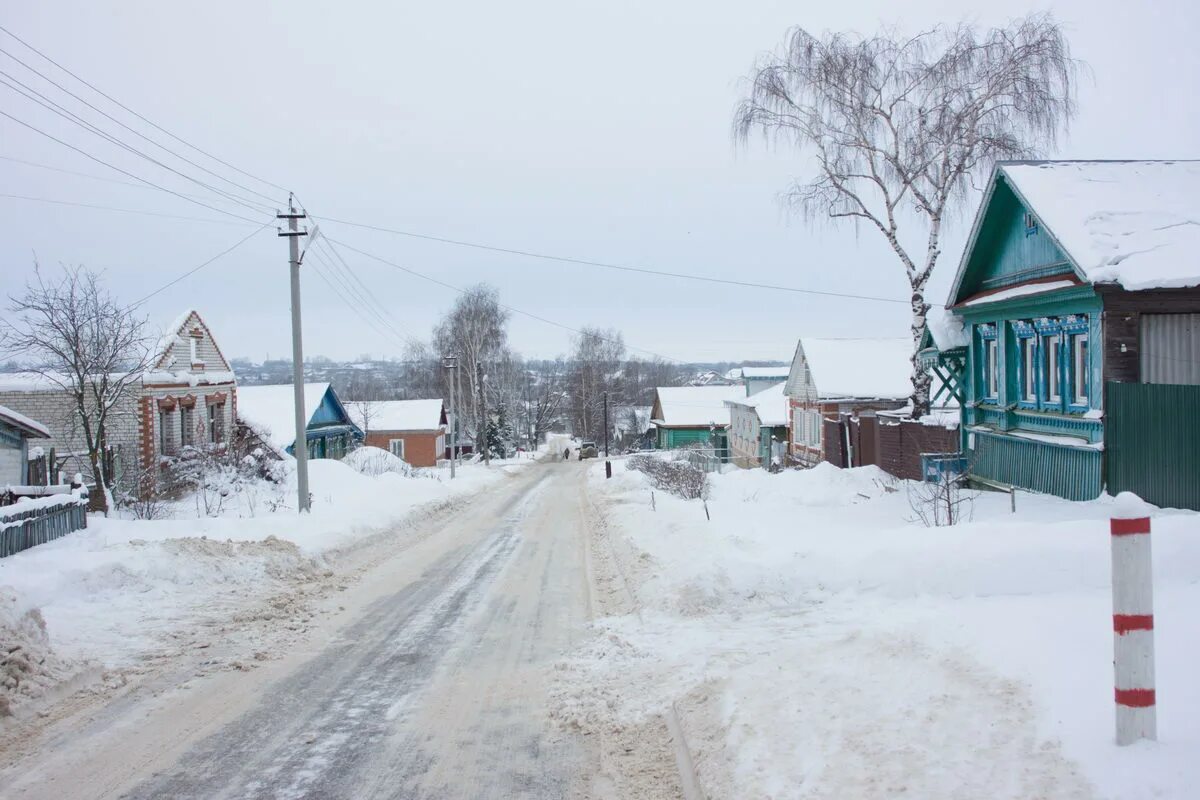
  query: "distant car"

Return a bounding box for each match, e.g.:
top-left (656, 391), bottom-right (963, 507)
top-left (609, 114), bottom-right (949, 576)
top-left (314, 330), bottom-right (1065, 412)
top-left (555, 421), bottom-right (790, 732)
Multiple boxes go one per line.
top-left (579, 441), bottom-right (598, 460)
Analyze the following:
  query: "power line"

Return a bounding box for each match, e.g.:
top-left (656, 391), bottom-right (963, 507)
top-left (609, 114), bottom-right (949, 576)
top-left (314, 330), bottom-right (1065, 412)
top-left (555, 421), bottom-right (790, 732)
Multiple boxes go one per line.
top-left (316, 214), bottom-right (936, 307)
top-left (304, 249), bottom-right (412, 351)
top-left (304, 239), bottom-right (412, 346)
top-left (0, 154), bottom-right (230, 206)
top-left (0, 109), bottom-right (270, 225)
top-left (311, 231), bottom-right (414, 342)
top-left (324, 235), bottom-right (687, 364)
top-left (0, 191), bottom-right (257, 225)
top-left (0, 23), bottom-right (289, 196)
top-left (0, 71), bottom-right (275, 215)
top-left (0, 54), bottom-right (281, 208)
top-left (131, 222), bottom-right (272, 307)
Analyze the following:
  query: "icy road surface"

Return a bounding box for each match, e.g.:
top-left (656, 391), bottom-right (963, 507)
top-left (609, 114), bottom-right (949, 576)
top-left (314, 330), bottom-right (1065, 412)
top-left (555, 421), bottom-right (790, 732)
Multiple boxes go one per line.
top-left (5, 464), bottom-right (604, 800)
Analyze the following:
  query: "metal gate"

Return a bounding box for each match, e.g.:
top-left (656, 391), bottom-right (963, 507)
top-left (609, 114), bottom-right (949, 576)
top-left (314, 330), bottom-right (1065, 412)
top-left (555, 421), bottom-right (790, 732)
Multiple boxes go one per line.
top-left (1106, 381), bottom-right (1200, 510)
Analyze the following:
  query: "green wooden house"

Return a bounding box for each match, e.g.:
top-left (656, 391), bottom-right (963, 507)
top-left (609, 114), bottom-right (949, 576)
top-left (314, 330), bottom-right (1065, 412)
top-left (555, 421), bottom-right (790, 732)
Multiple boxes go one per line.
top-left (650, 386), bottom-right (745, 455)
top-left (947, 160), bottom-right (1200, 506)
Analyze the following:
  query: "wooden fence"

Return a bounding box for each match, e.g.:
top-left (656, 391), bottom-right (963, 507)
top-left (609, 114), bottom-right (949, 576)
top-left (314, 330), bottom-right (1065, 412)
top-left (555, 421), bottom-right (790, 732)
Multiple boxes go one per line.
top-left (0, 495), bottom-right (88, 558)
top-left (824, 413), bottom-right (960, 481)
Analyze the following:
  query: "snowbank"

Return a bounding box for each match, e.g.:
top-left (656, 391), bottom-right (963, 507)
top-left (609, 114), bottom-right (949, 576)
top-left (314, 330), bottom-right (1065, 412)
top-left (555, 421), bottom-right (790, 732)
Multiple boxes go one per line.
top-left (0, 457), bottom-right (514, 714)
top-left (564, 459), bottom-right (1200, 799)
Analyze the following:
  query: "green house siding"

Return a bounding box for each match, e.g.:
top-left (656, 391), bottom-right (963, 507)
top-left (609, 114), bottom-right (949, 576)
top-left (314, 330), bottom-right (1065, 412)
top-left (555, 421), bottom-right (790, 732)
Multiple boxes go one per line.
top-left (968, 429), bottom-right (1102, 501)
top-left (656, 426), bottom-right (717, 450)
top-left (957, 180), bottom-right (1073, 297)
top-left (951, 179), bottom-right (1107, 501)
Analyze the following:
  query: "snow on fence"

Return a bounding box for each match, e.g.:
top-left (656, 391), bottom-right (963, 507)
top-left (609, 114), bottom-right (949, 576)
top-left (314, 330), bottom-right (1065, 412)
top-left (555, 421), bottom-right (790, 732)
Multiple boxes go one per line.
top-left (0, 492), bottom-right (88, 558)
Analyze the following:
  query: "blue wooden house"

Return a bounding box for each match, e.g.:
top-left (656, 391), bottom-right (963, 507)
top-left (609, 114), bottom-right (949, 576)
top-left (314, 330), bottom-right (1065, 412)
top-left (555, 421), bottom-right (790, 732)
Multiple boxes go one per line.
top-left (946, 160), bottom-right (1200, 505)
top-left (0, 404), bottom-right (51, 486)
top-left (236, 382), bottom-right (363, 460)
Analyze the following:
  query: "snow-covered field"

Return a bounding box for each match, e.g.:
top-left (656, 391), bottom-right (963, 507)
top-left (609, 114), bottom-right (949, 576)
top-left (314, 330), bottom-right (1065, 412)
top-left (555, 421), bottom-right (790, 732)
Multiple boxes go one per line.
top-left (558, 458), bottom-right (1200, 799)
top-left (0, 450), bottom-right (532, 715)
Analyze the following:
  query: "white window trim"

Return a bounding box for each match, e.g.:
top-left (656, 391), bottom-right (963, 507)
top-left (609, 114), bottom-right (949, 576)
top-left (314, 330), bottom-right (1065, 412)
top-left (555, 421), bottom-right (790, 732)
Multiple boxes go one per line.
top-left (1072, 333), bottom-right (1089, 405)
top-left (1021, 338), bottom-right (1036, 402)
top-left (389, 438), bottom-right (405, 460)
top-left (1045, 336), bottom-right (1061, 402)
top-left (985, 339), bottom-right (999, 399)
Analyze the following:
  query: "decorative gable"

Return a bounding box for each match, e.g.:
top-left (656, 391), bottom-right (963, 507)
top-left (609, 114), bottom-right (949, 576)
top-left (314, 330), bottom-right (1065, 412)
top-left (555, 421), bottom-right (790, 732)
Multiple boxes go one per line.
top-left (152, 310), bottom-right (232, 376)
top-left (950, 176), bottom-right (1073, 305)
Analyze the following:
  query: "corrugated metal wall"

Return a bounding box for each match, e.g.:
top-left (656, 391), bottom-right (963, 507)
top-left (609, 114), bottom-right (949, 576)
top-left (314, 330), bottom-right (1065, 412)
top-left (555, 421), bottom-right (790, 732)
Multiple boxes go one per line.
top-left (1107, 382), bottom-right (1200, 510)
top-left (969, 430), bottom-right (1102, 501)
top-left (1140, 313), bottom-right (1200, 385)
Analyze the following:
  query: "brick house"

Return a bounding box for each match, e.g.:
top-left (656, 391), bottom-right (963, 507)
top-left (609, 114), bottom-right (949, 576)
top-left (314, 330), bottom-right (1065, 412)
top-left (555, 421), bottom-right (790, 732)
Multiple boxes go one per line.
top-left (350, 399), bottom-right (447, 467)
top-left (0, 309), bottom-right (237, 490)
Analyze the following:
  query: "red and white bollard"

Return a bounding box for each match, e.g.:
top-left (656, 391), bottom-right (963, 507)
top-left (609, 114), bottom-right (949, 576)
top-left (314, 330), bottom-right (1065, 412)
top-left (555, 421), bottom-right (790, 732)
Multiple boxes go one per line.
top-left (1110, 492), bottom-right (1156, 745)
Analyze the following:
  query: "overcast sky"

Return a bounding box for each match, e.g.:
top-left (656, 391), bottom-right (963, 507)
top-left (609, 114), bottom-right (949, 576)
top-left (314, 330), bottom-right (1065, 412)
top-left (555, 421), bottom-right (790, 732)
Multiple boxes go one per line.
top-left (2, 1), bottom-right (1198, 364)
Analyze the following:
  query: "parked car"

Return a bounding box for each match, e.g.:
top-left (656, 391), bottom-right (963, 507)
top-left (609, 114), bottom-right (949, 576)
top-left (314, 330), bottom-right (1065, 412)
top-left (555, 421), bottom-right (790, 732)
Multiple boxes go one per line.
top-left (579, 441), bottom-right (598, 460)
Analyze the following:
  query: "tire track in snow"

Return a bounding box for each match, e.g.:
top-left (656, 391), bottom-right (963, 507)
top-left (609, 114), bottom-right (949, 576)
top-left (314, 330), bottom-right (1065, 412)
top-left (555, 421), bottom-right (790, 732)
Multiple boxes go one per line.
top-left (123, 476), bottom-right (551, 800)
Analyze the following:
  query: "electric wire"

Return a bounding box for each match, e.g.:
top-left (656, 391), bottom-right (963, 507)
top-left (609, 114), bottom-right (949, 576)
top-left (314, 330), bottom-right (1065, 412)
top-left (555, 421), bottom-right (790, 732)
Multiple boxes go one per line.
top-left (0, 109), bottom-right (270, 225)
top-left (130, 222), bottom-right (272, 307)
top-left (312, 233), bottom-right (415, 342)
top-left (0, 23), bottom-right (290, 196)
top-left (305, 238), bottom-right (413, 345)
top-left (324, 235), bottom-right (688, 364)
top-left (0, 192), bottom-right (257, 225)
top-left (0, 71), bottom-right (277, 215)
top-left (304, 249), bottom-right (412, 351)
top-left (315, 214), bottom-right (941, 307)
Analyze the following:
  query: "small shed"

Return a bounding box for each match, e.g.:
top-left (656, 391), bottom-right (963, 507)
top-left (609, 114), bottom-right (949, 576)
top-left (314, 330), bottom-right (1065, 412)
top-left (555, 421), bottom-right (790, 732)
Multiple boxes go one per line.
top-left (350, 399), bottom-right (447, 467)
top-left (0, 404), bottom-right (51, 486)
top-left (650, 386), bottom-right (745, 454)
top-left (236, 383), bottom-right (363, 460)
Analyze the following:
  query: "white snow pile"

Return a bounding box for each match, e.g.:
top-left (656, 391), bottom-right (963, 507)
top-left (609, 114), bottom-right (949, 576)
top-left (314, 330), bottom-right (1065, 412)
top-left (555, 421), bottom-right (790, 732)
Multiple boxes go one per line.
top-left (0, 590), bottom-right (74, 716)
top-left (0, 457), bottom-right (511, 716)
top-left (344, 445), bottom-right (412, 477)
top-left (557, 459), bottom-right (1200, 799)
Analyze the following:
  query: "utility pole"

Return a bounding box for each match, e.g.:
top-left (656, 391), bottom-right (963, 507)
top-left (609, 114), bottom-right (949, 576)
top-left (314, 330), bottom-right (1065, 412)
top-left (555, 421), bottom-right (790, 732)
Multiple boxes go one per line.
top-left (478, 362), bottom-right (490, 465)
top-left (278, 197), bottom-right (310, 512)
top-left (604, 391), bottom-right (612, 479)
top-left (442, 355), bottom-right (458, 479)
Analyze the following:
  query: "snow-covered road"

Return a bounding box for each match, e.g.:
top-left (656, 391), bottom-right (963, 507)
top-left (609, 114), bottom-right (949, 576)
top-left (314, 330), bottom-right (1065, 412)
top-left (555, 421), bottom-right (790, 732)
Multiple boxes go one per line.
top-left (1, 462), bottom-right (615, 800)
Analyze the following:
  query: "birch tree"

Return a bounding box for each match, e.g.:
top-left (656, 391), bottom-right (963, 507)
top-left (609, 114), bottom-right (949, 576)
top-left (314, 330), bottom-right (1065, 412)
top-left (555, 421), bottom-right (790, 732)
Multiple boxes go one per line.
top-left (2, 264), bottom-right (155, 513)
top-left (735, 15), bottom-right (1077, 414)
top-left (432, 284), bottom-right (509, 440)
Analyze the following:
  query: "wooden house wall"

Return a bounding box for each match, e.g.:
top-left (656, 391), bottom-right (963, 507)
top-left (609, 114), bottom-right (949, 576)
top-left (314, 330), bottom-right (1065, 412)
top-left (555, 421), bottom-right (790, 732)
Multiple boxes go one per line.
top-left (1098, 286), bottom-right (1200, 384)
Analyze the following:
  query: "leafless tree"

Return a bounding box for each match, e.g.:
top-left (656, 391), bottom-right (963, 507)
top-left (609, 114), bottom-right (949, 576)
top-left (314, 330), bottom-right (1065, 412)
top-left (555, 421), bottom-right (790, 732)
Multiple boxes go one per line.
top-left (432, 284), bottom-right (510, 441)
top-left (907, 462), bottom-right (978, 527)
top-left (2, 264), bottom-right (156, 514)
top-left (735, 15), bottom-right (1078, 415)
top-left (568, 327), bottom-right (625, 444)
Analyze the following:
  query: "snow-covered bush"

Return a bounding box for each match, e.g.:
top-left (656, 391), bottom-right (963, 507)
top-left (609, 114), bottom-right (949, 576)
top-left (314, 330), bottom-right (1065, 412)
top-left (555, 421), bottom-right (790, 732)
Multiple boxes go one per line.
top-left (626, 454), bottom-right (708, 500)
top-left (344, 446), bottom-right (412, 478)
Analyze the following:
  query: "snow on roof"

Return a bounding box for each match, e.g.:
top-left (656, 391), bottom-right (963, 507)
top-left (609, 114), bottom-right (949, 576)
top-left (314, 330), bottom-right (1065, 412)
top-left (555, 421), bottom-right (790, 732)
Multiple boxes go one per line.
top-left (0, 404), bottom-right (51, 437)
top-left (800, 338), bottom-right (913, 400)
top-left (1001, 160), bottom-right (1200, 290)
top-left (739, 366), bottom-right (790, 379)
top-left (0, 372), bottom-right (65, 392)
top-left (925, 308), bottom-right (969, 350)
top-left (349, 399), bottom-right (444, 432)
top-left (236, 382), bottom-right (331, 449)
top-left (727, 382), bottom-right (788, 426)
top-left (958, 279), bottom-right (1078, 308)
top-left (653, 385), bottom-right (745, 427)
top-left (153, 308), bottom-right (198, 368)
